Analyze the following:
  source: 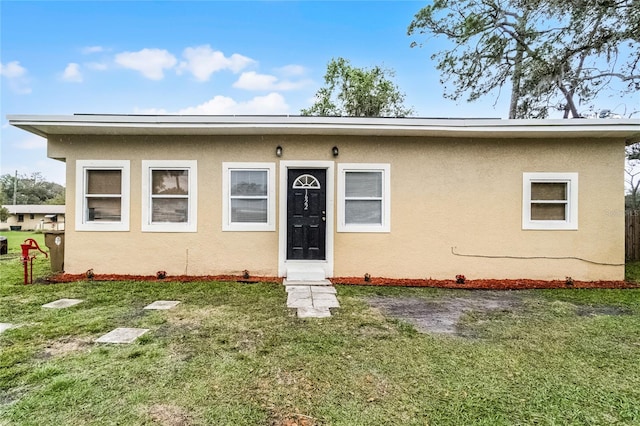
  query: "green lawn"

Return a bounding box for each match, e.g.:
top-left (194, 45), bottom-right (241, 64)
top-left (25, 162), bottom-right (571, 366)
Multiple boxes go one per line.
top-left (1, 236), bottom-right (639, 425)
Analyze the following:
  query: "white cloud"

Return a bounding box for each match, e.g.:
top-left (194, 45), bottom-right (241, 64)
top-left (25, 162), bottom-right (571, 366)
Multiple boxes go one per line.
top-left (82, 46), bottom-right (105, 54)
top-left (0, 61), bottom-right (27, 78)
top-left (177, 96), bottom-right (238, 114)
top-left (0, 61), bottom-right (31, 94)
top-left (233, 71), bottom-right (312, 91)
top-left (62, 63), bottom-right (83, 82)
top-left (240, 93), bottom-right (290, 114)
top-left (167, 92), bottom-right (289, 115)
top-left (132, 93), bottom-right (289, 115)
top-left (233, 71), bottom-right (278, 90)
top-left (178, 45), bottom-right (255, 81)
top-left (276, 64), bottom-right (307, 77)
top-left (115, 48), bottom-right (177, 80)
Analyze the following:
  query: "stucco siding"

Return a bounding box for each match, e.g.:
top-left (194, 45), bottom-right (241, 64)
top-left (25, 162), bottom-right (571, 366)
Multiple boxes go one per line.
top-left (49, 133), bottom-right (624, 280)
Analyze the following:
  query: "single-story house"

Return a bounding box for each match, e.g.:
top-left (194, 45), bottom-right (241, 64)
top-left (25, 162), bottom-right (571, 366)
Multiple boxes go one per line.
top-left (1, 204), bottom-right (65, 231)
top-left (7, 114), bottom-right (640, 281)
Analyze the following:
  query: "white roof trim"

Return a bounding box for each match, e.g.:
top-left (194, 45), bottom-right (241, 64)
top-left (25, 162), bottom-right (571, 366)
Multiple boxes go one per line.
top-left (2, 205), bottom-right (65, 214)
top-left (7, 114), bottom-right (640, 141)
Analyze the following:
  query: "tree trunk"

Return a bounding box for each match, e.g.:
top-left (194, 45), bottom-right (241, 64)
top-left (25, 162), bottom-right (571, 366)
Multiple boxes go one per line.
top-left (558, 84), bottom-right (580, 118)
top-left (509, 47), bottom-right (524, 119)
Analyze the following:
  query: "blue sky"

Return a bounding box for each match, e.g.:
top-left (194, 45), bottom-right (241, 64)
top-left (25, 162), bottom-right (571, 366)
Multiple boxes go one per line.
top-left (1, 1), bottom-right (636, 186)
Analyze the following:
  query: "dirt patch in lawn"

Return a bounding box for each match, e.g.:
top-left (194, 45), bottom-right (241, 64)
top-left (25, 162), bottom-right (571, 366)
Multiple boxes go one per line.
top-left (575, 305), bottom-right (634, 317)
top-left (41, 336), bottom-right (93, 358)
top-left (147, 404), bottom-right (193, 426)
top-left (366, 291), bottom-right (523, 335)
top-left (366, 291), bottom-right (636, 335)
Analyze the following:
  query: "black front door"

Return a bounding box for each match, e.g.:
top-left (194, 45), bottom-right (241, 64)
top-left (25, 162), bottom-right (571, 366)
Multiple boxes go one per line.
top-left (287, 169), bottom-right (326, 260)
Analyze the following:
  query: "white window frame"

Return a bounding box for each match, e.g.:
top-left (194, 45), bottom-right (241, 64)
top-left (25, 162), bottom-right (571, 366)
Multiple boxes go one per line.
top-left (337, 163), bottom-right (391, 233)
top-left (142, 160), bottom-right (197, 232)
top-left (75, 160), bottom-right (130, 232)
top-left (523, 172), bottom-right (578, 230)
top-left (222, 162), bottom-right (276, 231)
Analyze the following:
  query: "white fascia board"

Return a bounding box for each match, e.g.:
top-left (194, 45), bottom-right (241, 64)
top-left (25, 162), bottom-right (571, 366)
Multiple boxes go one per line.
top-left (7, 115), bottom-right (640, 140)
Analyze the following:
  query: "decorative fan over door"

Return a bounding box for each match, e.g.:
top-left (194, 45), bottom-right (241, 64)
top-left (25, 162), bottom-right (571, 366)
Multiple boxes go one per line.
top-left (287, 169), bottom-right (326, 260)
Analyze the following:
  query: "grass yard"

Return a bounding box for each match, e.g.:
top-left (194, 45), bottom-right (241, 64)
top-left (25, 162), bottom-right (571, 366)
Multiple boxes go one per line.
top-left (1, 233), bottom-right (639, 425)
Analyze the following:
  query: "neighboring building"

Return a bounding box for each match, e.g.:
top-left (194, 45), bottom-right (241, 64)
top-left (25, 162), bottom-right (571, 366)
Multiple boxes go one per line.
top-left (7, 115), bottom-right (640, 281)
top-left (1, 204), bottom-right (65, 231)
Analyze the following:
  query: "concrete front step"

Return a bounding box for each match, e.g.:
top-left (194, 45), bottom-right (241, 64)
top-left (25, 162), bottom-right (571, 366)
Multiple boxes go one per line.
top-left (285, 265), bottom-right (326, 281)
top-left (283, 279), bottom-right (332, 287)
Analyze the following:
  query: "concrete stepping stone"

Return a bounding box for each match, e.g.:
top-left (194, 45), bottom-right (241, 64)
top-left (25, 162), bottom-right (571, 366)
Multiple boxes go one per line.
top-left (284, 280), bottom-right (340, 317)
top-left (95, 328), bottom-right (150, 344)
top-left (144, 300), bottom-right (180, 310)
top-left (0, 323), bottom-right (14, 333)
top-left (287, 292), bottom-right (313, 309)
top-left (310, 286), bottom-right (337, 294)
top-left (312, 293), bottom-right (340, 308)
top-left (42, 298), bottom-right (83, 309)
top-left (285, 285), bottom-right (312, 293)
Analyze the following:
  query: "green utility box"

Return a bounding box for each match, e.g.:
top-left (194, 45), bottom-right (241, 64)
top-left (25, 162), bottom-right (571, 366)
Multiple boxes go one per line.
top-left (44, 231), bottom-right (65, 272)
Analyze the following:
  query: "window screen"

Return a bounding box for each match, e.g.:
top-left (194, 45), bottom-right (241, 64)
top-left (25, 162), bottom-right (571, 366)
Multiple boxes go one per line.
top-left (86, 169), bottom-right (122, 222)
top-left (230, 170), bottom-right (268, 223)
top-left (345, 171), bottom-right (383, 225)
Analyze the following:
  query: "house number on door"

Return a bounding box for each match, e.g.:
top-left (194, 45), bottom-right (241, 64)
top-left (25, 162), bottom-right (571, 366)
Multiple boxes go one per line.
top-left (292, 174), bottom-right (321, 211)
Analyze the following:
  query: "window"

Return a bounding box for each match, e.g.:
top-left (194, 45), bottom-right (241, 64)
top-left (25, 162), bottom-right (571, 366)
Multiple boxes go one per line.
top-left (29, 214), bottom-right (35, 220)
top-left (523, 172), bottom-right (578, 230)
top-left (338, 163), bottom-right (390, 232)
top-left (75, 160), bottom-right (130, 231)
top-left (142, 160), bottom-right (197, 232)
top-left (222, 163), bottom-right (275, 231)
top-left (17, 214), bottom-right (24, 223)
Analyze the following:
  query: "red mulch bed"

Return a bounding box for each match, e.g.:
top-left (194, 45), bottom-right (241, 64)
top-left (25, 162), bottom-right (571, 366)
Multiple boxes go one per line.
top-left (46, 273), bottom-right (282, 284)
top-left (332, 277), bottom-right (637, 290)
top-left (44, 273), bottom-right (638, 290)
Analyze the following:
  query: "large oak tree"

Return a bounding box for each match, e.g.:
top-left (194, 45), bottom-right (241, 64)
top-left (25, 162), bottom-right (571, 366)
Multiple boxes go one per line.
top-left (408, 0), bottom-right (639, 118)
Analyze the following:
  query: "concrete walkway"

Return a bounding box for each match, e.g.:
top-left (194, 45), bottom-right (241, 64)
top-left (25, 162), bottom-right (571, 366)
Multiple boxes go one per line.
top-left (284, 279), bottom-right (340, 318)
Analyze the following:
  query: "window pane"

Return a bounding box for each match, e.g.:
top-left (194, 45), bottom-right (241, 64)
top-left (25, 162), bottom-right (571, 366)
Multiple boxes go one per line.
top-left (531, 203), bottom-right (566, 220)
top-left (231, 170), bottom-right (267, 196)
top-left (87, 170), bottom-right (121, 195)
top-left (87, 197), bottom-right (122, 221)
top-left (345, 172), bottom-right (382, 198)
top-left (531, 182), bottom-right (566, 201)
top-left (152, 170), bottom-right (189, 195)
top-left (152, 198), bottom-right (188, 223)
top-left (231, 199), bottom-right (268, 223)
top-left (345, 200), bottom-right (382, 224)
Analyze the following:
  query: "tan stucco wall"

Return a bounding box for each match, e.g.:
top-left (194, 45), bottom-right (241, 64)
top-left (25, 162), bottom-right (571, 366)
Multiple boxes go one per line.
top-left (48, 133), bottom-right (624, 281)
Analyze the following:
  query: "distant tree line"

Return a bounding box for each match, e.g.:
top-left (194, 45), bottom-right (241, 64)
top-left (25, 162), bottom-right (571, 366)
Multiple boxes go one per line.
top-left (0, 172), bottom-right (65, 206)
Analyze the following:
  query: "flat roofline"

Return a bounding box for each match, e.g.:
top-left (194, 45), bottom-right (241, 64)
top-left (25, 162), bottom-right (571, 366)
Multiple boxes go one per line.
top-left (7, 114), bottom-right (640, 142)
